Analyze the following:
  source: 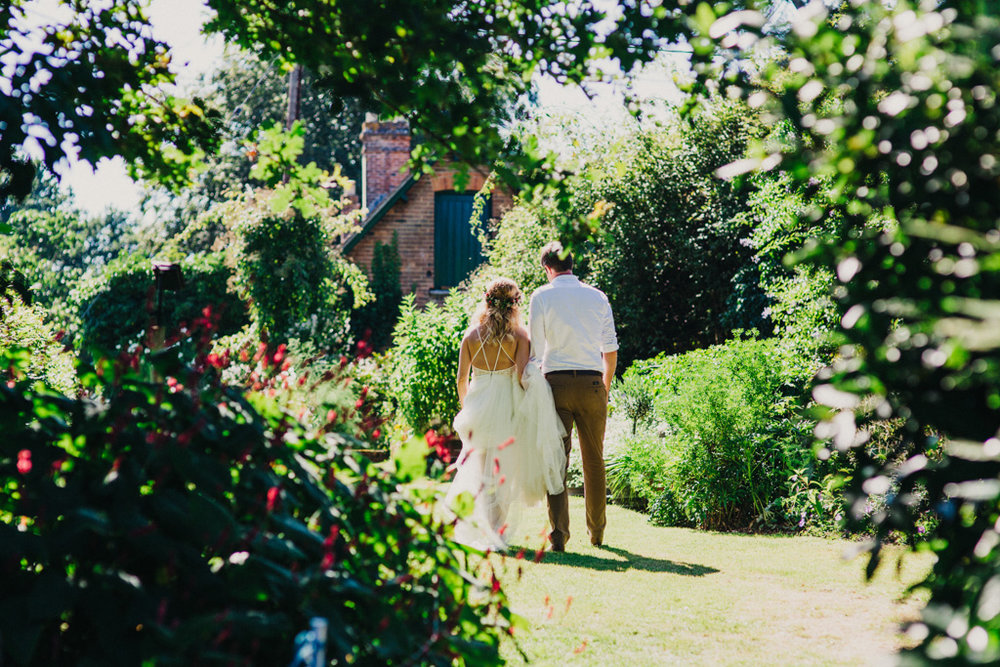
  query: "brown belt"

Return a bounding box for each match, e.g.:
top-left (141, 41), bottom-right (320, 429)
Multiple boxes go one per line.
top-left (545, 370), bottom-right (602, 377)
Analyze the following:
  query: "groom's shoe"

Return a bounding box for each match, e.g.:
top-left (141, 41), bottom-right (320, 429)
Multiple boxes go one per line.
top-left (548, 540), bottom-right (565, 553)
top-left (589, 534), bottom-right (603, 547)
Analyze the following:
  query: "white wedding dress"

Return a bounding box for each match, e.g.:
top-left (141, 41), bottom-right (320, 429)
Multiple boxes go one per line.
top-left (445, 340), bottom-right (566, 551)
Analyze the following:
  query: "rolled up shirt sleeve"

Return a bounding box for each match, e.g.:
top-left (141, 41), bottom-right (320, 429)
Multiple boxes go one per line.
top-left (600, 297), bottom-right (619, 354)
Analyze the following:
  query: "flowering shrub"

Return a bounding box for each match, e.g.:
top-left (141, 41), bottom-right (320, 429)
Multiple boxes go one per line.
top-left (0, 332), bottom-right (510, 665)
top-left (212, 329), bottom-right (389, 447)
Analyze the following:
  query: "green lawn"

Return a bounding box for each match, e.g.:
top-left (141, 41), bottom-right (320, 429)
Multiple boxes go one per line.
top-left (489, 496), bottom-right (935, 666)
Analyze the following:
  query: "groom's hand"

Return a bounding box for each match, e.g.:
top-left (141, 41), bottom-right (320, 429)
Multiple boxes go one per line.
top-left (602, 350), bottom-right (617, 395)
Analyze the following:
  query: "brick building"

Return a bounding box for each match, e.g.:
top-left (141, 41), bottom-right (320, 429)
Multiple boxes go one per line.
top-left (341, 117), bottom-right (513, 306)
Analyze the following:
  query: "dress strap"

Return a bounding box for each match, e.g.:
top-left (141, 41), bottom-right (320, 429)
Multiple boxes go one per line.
top-left (474, 333), bottom-right (488, 370)
top-left (492, 337), bottom-right (504, 371)
top-left (500, 339), bottom-right (516, 366)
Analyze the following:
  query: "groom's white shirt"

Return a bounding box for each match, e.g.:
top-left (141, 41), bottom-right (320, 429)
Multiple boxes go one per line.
top-left (528, 274), bottom-right (618, 374)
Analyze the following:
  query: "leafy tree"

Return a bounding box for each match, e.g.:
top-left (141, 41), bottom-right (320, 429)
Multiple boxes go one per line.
top-left (584, 99), bottom-right (770, 367)
top-left (711, 0), bottom-right (1000, 661)
top-left (0, 1), bottom-right (219, 201)
top-left (141, 50), bottom-right (368, 235)
top-left (487, 100), bottom-right (772, 369)
top-left (202, 0), bottom-right (714, 219)
top-left (197, 50), bottom-right (366, 200)
top-left (0, 171), bottom-right (153, 334)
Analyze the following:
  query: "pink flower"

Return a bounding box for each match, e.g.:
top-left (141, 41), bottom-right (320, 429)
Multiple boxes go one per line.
top-left (16, 450), bottom-right (31, 474)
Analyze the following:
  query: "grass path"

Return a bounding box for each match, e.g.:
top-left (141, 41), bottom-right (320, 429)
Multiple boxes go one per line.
top-left (490, 497), bottom-right (935, 666)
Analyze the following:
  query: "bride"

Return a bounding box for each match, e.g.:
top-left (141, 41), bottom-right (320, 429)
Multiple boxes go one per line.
top-left (445, 277), bottom-right (566, 550)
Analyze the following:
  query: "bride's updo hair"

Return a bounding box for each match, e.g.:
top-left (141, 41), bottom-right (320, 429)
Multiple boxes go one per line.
top-left (474, 277), bottom-right (523, 344)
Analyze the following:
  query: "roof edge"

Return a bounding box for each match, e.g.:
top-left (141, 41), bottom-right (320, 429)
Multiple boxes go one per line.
top-left (341, 174), bottom-right (417, 254)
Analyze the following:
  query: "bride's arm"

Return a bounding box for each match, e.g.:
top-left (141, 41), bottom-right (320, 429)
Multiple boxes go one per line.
top-left (515, 327), bottom-right (530, 386)
top-left (456, 335), bottom-right (472, 407)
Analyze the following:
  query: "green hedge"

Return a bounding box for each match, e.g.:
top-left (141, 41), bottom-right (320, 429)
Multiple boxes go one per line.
top-left (75, 252), bottom-right (247, 352)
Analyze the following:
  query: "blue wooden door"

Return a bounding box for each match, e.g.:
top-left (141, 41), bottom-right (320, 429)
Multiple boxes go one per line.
top-left (434, 192), bottom-right (489, 289)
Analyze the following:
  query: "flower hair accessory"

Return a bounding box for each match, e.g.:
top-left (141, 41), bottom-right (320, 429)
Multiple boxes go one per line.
top-left (485, 292), bottom-right (520, 311)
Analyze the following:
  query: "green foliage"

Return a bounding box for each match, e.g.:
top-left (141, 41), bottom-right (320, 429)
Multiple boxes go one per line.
top-left (201, 0), bottom-right (725, 236)
top-left (487, 100), bottom-right (774, 369)
top-left (351, 232), bottom-right (403, 352)
top-left (709, 1), bottom-right (1000, 660)
top-left (0, 293), bottom-right (75, 395)
top-left (621, 336), bottom-right (812, 530)
top-left (584, 100), bottom-right (770, 367)
top-left (0, 172), bottom-right (150, 333)
top-left (478, 202), bottom-right (558, 298)
top-left (194, 50), bottom-right (365, 203)
top-left (233, 196), bottom-right (368, 351)
top-left (606, 433), bottom-right (670, 512)
top-left (740, 172), bottom-right (839, 367)
top-left (75, 253), bottom-right (247, 352)
top-left (385, 292), bottom-right (472, 435)
top-left (1, 2), bottom-right (219, 200)
top-left (0, 336), bottom-right (510, 666)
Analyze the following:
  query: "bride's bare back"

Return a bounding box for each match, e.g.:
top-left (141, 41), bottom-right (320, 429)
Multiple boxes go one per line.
top-left (469, 330), bottom-right (520, 371)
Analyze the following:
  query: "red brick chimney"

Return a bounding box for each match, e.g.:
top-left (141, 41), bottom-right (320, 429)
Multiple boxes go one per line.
top-left (360, 115), bottom-right (411, 211)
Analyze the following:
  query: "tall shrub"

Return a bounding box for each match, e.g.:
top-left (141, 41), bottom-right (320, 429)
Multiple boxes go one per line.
top-left (584, 100), bottom-right (770, 368)
top-left (0, 292), bottom-right (75, 394)
top-left (385, 292), bottom-right (471, 435)
top-left (75, 252), bottom-right (248, 352)
top-left (350, 232), bottom-right (402, 351)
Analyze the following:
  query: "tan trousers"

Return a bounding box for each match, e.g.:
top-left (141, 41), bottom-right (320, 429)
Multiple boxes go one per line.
top-left (545, 372), bottom-right (608, 547)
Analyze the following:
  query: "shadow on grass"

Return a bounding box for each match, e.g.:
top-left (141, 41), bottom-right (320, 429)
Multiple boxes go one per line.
top-left (510, 544), bottom-right (719, 576)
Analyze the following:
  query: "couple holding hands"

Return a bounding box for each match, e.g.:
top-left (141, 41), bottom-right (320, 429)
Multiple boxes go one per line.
top-left (445, 241), bottom-right (618, 553)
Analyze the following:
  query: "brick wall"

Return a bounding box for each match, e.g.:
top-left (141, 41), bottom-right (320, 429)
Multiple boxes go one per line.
top-left (347, 166), bottom-right (514, 307)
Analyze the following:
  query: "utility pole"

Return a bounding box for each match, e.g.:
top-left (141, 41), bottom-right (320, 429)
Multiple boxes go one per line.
top-left (286, 64), bottom-right (303, 131)
top-left (284, 64), bottom-right (303, 184)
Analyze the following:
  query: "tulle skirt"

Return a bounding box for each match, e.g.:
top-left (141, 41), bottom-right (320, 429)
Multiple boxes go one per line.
top-left (445, 363), bottom-right (566, 550)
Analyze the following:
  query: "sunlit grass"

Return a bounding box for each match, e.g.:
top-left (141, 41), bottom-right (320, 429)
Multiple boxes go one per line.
top-left (492, 496), bottom-right (934, 666)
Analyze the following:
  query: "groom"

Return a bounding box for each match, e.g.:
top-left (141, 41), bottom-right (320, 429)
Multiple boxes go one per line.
top-left (529, 241), bottom-right (618, 551)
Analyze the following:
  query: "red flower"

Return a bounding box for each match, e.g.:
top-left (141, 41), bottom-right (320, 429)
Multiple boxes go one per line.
top-left (324, 525), bottom-right (341, 548)
top-left (16, 449), bottom-right (31, 474)
top-left (424, 429), bottom-right (451, 463)
top-left (266, 486), bottom-right (280, 511)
